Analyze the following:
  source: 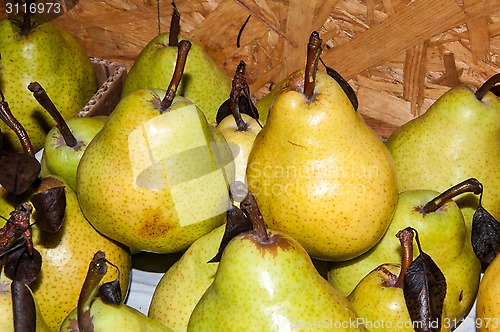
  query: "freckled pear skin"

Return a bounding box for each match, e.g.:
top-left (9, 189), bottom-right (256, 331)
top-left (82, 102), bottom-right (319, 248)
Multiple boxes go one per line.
top-left (76, 91), bottom-right (234, 253)
top-left (476, 253), bottom-right (500, 332)
top-left (122, 34), bottom-right (232, 125)
top-left (0, 16), bottom-right (97, 152)
top-left (385, 86), bottom-right (500, 231)
top-left (187, 229), bottom-right (366, 332)
top-left (246, 70), bottom-right (399, 261)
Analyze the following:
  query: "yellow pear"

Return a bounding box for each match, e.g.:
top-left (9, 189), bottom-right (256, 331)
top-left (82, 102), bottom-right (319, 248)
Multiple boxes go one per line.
top-left (246, 32), bottom-right (398, 261)
top-left (476, 253), bottom-right (500, 332)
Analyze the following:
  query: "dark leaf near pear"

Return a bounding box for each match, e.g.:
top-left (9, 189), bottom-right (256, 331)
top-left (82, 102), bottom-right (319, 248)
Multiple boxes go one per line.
top-left (208, 204), bottom-right (253, 263)
top-left (216, 94), bottom-right (259, 125)
top-left (99, 278), bottom-right (122, 305)
top-left (0, 151), bottom-right (40, 195)
top-left (11, 280), bottom-right (37, 332)
top-left (5, 0), bottom-right (80, 22)
top-left (403, 234), bottom-right (447, 332)
top-left (30, 185), bottom-right (66, 233)
top-left (471, 204), bottom-right (500, 267)
top-left (4, 245), bottom-right (42, 285)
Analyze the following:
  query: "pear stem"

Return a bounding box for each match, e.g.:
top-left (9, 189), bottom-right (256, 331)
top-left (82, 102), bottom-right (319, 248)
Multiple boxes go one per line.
top-left (395, 227), bottom-right (414, 288)
top-left (28, 82), bottom-right (78, 148)
top-left (77, 251), bottom-right (108, 332)
top-left (420, 178), bottom-right (483, 214)
top-left (303, 31), bottom-right (322, 102)
top-left (237, 183), bottom-right (270, 243)
top-left (475, 73), bottom-right (500, 101)
top-left (230, 61), bottom-right (249, 132)
top-left (20, 0), bottom-right (35, 35)
top-left (168, 0), bottom-right (181, 47)
top-left (0, 95), bottom-right (35, 156)
top-left (160, 40), bottom-right (191, 112)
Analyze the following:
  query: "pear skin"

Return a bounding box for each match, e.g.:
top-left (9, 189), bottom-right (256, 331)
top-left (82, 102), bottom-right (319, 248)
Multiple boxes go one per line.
top-left (385, 86), bottom-right (500, 231)
top-left (59, 297), bottom-right (173, 332)
top-left (187, 229), bottom-right (366, 332)
top-left (76, 91), bottom-right (234, 253)
top-left (14, 176), bottom-right (132, 331)
top-left (246, 70), bottom-right (398, 261)
top-left (148, 225), bottom-right (224, 331)
top-left (0, 15), bottom-right (97, 152)
top-left (328, 190), bottom-right (481, 325)
top-left (476, 253), bottom-right (500, 332)
top-left (122, 34), bottom-right (231, 125)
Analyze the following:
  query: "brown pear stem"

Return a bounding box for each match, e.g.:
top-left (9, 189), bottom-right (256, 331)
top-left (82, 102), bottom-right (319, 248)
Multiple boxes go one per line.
top-left (20, 0), bottom-right (35, 35)
top-left (77, 251), bottom-right (108, 332)
top-left (303, 31), bottom-right (322, 102)
top-left (395, 227), bottom-right (415, 287)
top-left (0, 96), bottom-right (35, 156)
top-left (12, 281), bottom-right (37, 331)
top-left (239, 185), bottom-right (270, 243)
top-left (230, 61), bottom-right (249, 131)
top-left (160, 40), bottom-right (191, 112)
top-left (168, 0), bottom-right (181, 47)
top-left (475, 73), bottom-right (500, 101)
top-left (421, 178), bottom-right (483, 214)
top-left (28, 82), bottom-right (78, 148)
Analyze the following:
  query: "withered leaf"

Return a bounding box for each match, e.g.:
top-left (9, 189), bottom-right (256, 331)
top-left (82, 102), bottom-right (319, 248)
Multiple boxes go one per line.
top-left (5, 247), bottom-right (42, 285)
top-left (404, 247), bottom-right (447, 332)
top-left (0, 152), bottom-right (40, 195)
top-left (99, 278), bottom-right (122, 305)
top-left (30, 185), bottom-right (66, 233)
top-left (11, 280), bottom-right (37, 332)
top-left (471, 205), bottom-right (500, 266)
top-left (208, 204), bottom-right (253, 263)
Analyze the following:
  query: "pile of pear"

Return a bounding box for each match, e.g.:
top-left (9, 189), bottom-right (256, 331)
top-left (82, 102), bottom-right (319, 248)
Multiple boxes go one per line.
top-left (2, 3), bottom-right (500, 331)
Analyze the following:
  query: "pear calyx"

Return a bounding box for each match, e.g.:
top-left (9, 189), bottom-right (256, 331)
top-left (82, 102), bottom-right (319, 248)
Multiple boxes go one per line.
top-left (28, 82), bottom-right (79, 148)
top-left (303, 31), bottom-right (322, 102)
top-left (395, 227), bottom-right (415, 287)
top-left (475, 73), bottom-right (500, 101)
top-left (420, 178), bottom-right (483, 214)
top-left (160, 39), bottom-right (191, 112)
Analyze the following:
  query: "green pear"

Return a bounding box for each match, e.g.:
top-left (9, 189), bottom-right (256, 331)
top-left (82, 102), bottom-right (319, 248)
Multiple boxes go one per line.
top-left (328, 179), bottom-right (482, 326)
top-left (121, 3), bottom-right (231, 125)
top-left (385, 75), bottom-right (500, 231)
top-left (0, 13), bottom-right (97, 152)
top-left (40, 116), bottom-right (106, 190)
top-left (77, 41), bottom-right (234, 253)
top-left (60, 298), bottom-right (173, 332)
top-left (246, 32), bottom-right (398, 261)
top-left (0, 274), bottom-right (51, 332)
top-left (476, 251), bottom-right (500, 332)
top-left (148, 225), bottom-right (224, 331)
top-left (186, 187), bottom-right (366, 332)
top-left (59, 251), bottom-right (172, 332)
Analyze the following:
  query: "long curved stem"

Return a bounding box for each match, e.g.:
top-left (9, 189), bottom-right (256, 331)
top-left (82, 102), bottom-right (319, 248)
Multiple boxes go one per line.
top-left (0, 97), bottom-right (34, 156)
top-left (421, 178), bottom-right (483, 214)
top-left (396, 227), bottom-right (414, 287)
top-left (304, 31), bottom-right (322, 102)
top-left (160, 40), bottom-right (191, 112)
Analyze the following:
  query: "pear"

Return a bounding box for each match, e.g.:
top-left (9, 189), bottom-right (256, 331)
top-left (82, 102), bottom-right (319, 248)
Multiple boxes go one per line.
top-left (148, 225), bottom-right (225, 331)
top-left (216, 61), bottom-right (262, 185)
top-left (328, 179), bottom-right (483, 327)
top-left (77, 41), bottom-right (235, 253)
top-left (348, 228), bottom-right (450, 332)
top-left (0, 11), bottom-right (97, 152)
top-left (246, 32), bottom-right (398, 261)
top-left (186, 184), bottom-right (366, 332)
top-left (29, 80), bottom-right (107, 190)
top-left (121, 2), bottom-right (231, 125)
top-left (476, 252), bottom-right (500, 332)
top-left (385, 74), bottom-right (500, 231)
top-left (59, 251), bottom-right (173, 332)
top-left (0, 274), bottom-right (51, 332)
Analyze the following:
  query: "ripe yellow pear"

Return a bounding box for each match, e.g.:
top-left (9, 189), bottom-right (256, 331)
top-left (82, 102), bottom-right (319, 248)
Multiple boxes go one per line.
top-left (246, 32), bottom-right (398, 261)
top-left (476, 253), bottom-right (500, 332)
